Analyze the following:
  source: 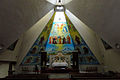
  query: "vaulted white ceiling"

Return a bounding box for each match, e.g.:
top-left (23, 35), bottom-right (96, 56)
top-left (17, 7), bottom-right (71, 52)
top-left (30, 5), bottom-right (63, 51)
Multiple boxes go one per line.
top-left (0, 0), bottom-right (54, 53)
top-left (65, 0), bottom-right (120, 48)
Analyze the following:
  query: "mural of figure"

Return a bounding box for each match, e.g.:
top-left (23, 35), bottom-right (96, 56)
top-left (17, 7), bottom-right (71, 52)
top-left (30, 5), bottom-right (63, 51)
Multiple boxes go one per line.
top-left (63, 37), bottom-right (66, 44)
top-left (51, 36), bottom-right (53, 44)
top-left (54, 24), bottom-right (56, 29)
top-left (75, 35), bottom-right (81, 45)
top-left (83, 47), bottom-right (89, 54)
top-left (53, 37), bottom-right (56, 44)
top-left (52, 37), bottom-right (54, 44)
top-left (39, 36), bottom-right (44, 45)
top-left (86, 56), bottom-right (91, 63)
top-left (61, 24), bottom-right (63, 26)
top-left (67, 35), bottom-right (71, 44)
top-left (68, 25), bottom-right (71, 29)
top-left (57, 24), bottom-right (59, 27)
top-left (60, 25), bottom-right (62, 29)
top-left (76, 47), bottom-right (81, 54)
top-left (40, 47), bottom-right (44, 51)
top-left (55, 36), bottom-right (57, 44)
top-left (35, 57), bottom-right (40, 63)
top-left (25, 56), bottom-right (33, 63)
top-left (57, 25), bottom-right (59, 29)
top-left (86, 56), bottom-right (96, 63)
top-left (49, 36), bottom-right (52, 44)
top-left (31, 46), bottom-right (37, 54)
top-left (59, 36), bottom-right (61, 44)
top-left (55, 41), bottom-right (57, 44)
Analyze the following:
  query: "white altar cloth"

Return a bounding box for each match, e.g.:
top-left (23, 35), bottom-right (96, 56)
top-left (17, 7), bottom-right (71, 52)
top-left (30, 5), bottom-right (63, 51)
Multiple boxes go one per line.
top-left (52, 62), bottom-right (68, 67)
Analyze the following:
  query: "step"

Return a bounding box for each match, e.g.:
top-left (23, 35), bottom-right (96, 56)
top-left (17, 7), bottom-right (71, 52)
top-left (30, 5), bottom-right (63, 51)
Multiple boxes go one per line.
top-left (49, 73), bottom-right (70, 79)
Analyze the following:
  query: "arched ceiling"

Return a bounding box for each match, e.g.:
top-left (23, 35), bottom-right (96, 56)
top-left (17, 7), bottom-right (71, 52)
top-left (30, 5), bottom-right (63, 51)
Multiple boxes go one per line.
top-left (0, 0), bottom-right (54, 53)
top-left (0, 0), bottom-right (120, 53)
top-left (65, 0), bottom-right (120, 48)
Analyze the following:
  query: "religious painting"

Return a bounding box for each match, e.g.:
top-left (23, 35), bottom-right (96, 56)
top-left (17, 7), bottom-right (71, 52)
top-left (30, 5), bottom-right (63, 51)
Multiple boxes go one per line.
top-left (23, 56), bottom-right (33, 64)
top-left (29, 45), bottom-right (39, 55)
top-left (32, 56), bottom-right (41, 64)
top-left (48, 23), bottom-right (71, 44)
top-left (45, 22), bottom-right (74, 53)
top-left (22, 56), bottom-right (41, 65)
top-left (45, 12), bottom-right (74, 53)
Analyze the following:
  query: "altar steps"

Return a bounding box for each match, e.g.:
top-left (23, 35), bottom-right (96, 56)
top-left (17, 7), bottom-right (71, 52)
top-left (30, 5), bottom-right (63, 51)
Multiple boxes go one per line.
top-left (49, 73), bottom-right (70, 80)
top-left (41, 68), bottom-right (78, 73)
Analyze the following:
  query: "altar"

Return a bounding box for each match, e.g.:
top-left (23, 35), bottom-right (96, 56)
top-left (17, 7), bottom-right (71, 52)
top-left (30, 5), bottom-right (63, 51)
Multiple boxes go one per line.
top-left (52, 62), bottom-right (68, 68)
top-left (49, 52), bottom-right (71, 68)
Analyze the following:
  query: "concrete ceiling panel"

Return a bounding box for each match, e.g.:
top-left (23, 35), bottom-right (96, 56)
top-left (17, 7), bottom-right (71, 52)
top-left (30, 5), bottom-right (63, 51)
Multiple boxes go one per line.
top-left (0, 0), bottom-right (54, 52)
top-left (65, 0), bottom-right (120, 48)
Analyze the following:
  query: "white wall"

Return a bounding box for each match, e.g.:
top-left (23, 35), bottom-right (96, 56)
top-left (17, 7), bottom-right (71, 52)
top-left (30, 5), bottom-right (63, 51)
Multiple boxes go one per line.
top-left (0, 63), bottom-right (9, 78)
top-left (104, 49), bottom-right (120, 73)
top-left (0, 39), bottom-right (22, 61)
top-left (16, 9), bottom-right (54, 66)
top-left (0, 35), bottom-right (24, 62)
top-left (0, 51), bottom-right (16, 61)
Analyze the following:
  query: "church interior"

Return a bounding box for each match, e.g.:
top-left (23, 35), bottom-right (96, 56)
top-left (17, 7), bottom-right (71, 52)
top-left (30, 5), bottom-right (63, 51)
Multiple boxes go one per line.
top-left (0, 0), bottom-right (120, 80)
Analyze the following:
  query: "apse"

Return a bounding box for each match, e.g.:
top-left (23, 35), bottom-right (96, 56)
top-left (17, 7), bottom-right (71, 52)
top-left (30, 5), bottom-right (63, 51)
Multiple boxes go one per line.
top-left (21, 10), bottom-right (99, 66)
